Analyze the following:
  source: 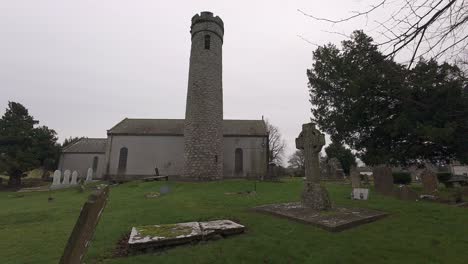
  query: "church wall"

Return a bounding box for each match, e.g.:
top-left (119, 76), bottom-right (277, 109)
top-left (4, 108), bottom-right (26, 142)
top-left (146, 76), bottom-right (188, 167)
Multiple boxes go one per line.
top-left (106, 135), bottom-right (267, 180)
top-left (107, 135), bottom-right (185, 178)
top-left (223, 136), bottom-right (268, 178)
top-left (59, 153), bottom-right (106, 179)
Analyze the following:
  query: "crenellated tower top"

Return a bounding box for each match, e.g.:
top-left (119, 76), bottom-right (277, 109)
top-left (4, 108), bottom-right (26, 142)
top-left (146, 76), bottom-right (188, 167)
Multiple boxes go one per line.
top-left (190, 11), bottom-right (224, 42)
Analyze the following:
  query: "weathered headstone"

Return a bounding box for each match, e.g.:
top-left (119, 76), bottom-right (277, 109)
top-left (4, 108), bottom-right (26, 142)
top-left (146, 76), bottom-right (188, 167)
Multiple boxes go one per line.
top-left (70, 171), bottom-right (78, 185)
top-left (59, 186), bottom-right (110, 264)
top-left (373, 166), bottom-right (393, 196)
top-left (421, 169), bottom-right (438, 194)
top-left (394, 185), bottom-right (418, 201)
top-left (352, 188), bottom-right (369, 200)
top-left (350, 166), bottom-right (361, 188)
top-left (62, 170), bottom-right (71, 185)
top-left (329, 157), bottom-right (345, 179)
top-left (86, 168), bottom-right (93, 182)
top-left (52, 170), bottom-right (62, 187)
top-left (296, 123), bottom-right (331, 210)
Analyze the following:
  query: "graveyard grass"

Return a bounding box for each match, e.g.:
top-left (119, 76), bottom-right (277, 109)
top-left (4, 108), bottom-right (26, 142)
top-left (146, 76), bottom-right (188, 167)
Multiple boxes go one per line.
top-left (1, 179), bottom-right (468, 264)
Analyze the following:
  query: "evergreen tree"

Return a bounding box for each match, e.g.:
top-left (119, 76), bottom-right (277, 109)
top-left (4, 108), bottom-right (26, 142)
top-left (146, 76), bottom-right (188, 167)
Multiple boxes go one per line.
top-left (308, 31), bottom-right (468, 166)
top-left (0, 102), bottom-right (59, 186)
top-left (324, 141), bottom-right (356, 175)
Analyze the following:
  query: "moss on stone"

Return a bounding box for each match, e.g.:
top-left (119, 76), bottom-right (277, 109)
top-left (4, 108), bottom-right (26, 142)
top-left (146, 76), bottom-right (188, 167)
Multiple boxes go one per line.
top-left (136, 224), bottom-right (192, 238)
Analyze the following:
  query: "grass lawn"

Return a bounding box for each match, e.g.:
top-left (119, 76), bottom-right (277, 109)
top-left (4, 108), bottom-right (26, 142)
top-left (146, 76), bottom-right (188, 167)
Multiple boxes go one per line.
top-left (1, 179), bottom-right (468, 264)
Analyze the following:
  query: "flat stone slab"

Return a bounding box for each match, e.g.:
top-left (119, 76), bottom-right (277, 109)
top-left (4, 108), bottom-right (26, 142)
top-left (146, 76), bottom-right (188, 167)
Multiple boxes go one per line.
top-left (128, 220), bottom-right (244, 252)
top-left (253, 202), bottom-right (388, 232)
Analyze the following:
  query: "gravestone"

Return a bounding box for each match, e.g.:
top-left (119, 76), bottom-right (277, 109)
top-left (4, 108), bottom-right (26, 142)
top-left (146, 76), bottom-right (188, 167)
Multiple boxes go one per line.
top-left (70, 171), bottom-right (78, 185)
top-left (373, 166), bottom-right (393, 196)
top-left (352, 188), bottom-right (369, 200)
top-left (296, 123), bottom-right (331, 210)
top-left (421, 169), bottom-right (438, 194)
top-left (86, 168), bottom-right (93, 182)
top-left (52, 170), bottom-right (62, 187)
top-left (320, 158), bottom-right (344, 180)
top-left (394, 185), bottom-right (418, 201)
top-left (59, 186), bottom-right (110, 264)
top-left (62, 170), bottom-right (71, 185)
top-left (329, 157), bottom-right (345, 179)
top-left (350, 166), bottom-right (361, 188)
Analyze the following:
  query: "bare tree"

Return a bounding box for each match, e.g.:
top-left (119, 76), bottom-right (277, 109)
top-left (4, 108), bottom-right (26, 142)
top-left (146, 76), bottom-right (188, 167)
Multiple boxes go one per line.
top-left (299, 0), bottom-right (468, 68)
top-left (265, 119), bottom-right (286, 165)
top-left (288, 150), bottom-right (305, 170)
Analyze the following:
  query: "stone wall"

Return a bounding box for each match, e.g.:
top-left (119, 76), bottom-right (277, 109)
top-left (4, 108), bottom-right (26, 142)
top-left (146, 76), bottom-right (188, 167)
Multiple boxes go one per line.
top-left (59, 153), bottom-right (105, 179)
top-left (107, 135), bottom-right (185, 177)
top-left (223, 136), bottom-right (267, 178)
top-left (105, 134), bottom-right (266, 180)
top-left (183, 12), bottom-right (225, 180)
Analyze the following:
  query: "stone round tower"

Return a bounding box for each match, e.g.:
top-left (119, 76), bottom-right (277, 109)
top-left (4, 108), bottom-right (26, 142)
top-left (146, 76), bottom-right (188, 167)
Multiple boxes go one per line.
top-left (183, 11), bottom-right (224, 180)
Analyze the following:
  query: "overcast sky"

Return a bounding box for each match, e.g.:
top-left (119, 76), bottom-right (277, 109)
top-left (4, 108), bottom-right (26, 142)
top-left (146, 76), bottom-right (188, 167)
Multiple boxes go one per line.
top-left (1, 0), bottom-right (395, 163)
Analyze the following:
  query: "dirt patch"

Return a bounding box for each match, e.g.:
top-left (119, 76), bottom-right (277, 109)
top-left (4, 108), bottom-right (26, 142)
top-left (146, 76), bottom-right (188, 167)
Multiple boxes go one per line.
top-left (113, 233), bottom-right (130, 257)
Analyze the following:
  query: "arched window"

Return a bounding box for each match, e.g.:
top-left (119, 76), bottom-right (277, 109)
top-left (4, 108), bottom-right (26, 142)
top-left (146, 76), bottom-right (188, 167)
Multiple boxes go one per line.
top-left (235, 148), bottom-right (243, 175)
top-left (204, 34), bottom-right (211, 50)
top-left (118, 147), bottom-right (128, 174)
top-left (92, 156), bottom-right (99, 174)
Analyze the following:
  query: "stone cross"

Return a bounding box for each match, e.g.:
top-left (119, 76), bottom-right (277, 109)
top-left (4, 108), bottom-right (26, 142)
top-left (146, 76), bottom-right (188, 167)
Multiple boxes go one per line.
top-left (295, 123), bottom-right (326, 184)
top-left (86, 168), bottom-right (93, 182)
top-left (63, 170), bottom-right (71, 185)
top-left (52, 170), bottom-right (62, 186)
top-left (296, 123), bottom-right (331, 210)
top-left (71, 171), bottom-right (78, 185)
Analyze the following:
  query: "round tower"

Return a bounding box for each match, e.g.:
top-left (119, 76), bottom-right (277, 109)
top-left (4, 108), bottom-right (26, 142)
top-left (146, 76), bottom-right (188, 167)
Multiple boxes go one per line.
top-left (183, 11), bottom-right (224, 180)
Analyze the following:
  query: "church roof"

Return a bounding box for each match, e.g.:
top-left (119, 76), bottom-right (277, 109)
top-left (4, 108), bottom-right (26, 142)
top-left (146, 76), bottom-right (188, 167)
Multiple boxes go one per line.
top-left (62, 138), bottom-right (107, 153)
top-left (108, 118), bottom-right (268, 137)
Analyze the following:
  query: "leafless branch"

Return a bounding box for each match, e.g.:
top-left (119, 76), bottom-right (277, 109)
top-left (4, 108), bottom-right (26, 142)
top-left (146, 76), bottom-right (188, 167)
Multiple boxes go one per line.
top-left (299, 0), bottom-right (468, 67)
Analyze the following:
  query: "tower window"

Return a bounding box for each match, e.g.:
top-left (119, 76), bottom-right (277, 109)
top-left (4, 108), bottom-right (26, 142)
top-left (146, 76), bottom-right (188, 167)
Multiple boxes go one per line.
top-left (204, 35), bottom-right (211, 50)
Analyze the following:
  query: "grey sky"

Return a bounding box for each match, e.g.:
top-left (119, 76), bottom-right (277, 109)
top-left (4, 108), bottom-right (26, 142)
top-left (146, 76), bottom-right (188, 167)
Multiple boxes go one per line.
top-left (1, 0), bottom-right (393, 163)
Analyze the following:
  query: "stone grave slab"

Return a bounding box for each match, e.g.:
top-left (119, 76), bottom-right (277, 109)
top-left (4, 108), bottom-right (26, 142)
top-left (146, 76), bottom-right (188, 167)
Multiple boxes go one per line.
top-left (128, 220), bottom-right (244, 252)
top-left (253, 202), bottom-right (387, 232)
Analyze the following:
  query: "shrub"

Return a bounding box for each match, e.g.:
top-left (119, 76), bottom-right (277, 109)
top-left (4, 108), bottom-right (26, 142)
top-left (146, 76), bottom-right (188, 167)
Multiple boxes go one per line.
top-left (393, 172), bottom-right (412, 185)
top-left (437, 173), bottom-right (453, 188)
top-left (452, 188), bottom-right (463, 203)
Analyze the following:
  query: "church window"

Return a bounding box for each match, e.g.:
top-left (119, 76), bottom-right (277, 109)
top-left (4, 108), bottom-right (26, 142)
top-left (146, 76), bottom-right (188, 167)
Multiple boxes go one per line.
top-left (92, 156), bottom-right (99, 173)
top-left (118, 147), bottom-right (128, 174)
top-left (235, 148), bottom-right (243, 174)
top-left (204, 34), bottom-right (211, 50)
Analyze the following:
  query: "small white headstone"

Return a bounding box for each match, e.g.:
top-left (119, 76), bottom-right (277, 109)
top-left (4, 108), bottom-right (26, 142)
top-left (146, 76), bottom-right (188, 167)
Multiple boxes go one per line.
top-left (62, 170), bottom-right (71, 185)
top-left (71, 171), bottom-right (78, 185)
top-left (52, 170), bottom-right (61, 186)
top-left (86, 168), bottom-right (93, 182)
top-left (352, 188), bottom-right (369, 200)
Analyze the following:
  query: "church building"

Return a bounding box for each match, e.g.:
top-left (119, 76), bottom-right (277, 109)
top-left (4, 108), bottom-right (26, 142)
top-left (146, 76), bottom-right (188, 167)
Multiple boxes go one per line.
top-left (59, 12), bottom-right (269, 180)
